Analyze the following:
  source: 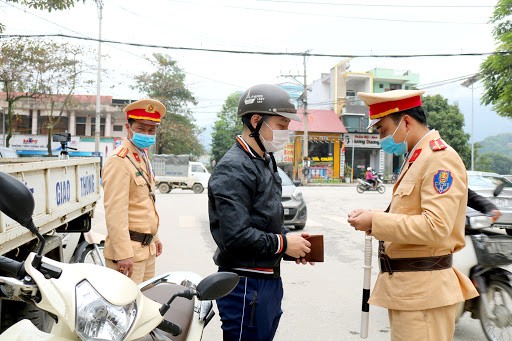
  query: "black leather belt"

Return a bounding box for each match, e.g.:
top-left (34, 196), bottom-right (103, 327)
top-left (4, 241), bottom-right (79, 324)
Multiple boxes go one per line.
top-left (378, 241), bottom-right (452, 275)
top-left (129, 230), bottom-right (154, 246)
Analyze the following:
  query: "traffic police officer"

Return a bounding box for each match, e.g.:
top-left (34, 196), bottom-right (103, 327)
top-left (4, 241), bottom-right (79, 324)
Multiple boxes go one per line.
top-left (103, 98), bottom-right (165, 284)
top-left (347, 90), bottom-right (478, 341)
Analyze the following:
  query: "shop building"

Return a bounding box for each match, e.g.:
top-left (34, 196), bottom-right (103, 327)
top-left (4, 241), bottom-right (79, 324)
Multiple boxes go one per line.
top-left (273, 109), bottom-right (347, 182)
top-left (0, 93), bottom-right (130, 158)
top-left (307, 63), bottom-right (420, 180)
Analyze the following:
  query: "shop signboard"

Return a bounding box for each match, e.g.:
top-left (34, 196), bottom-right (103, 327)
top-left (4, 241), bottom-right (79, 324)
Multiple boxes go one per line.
top-left (344, 133), bottom-right (380, 149)
top-left (311, 156), bottom-right (333, 162)
top-left (9, 134), bottom-right (80, 151)
top-left (274, 143), bottom-right (294, 163)
top-left (379, 150), bottom-right (385, 173)
top-left (283, 143), bottom-right (294, 163)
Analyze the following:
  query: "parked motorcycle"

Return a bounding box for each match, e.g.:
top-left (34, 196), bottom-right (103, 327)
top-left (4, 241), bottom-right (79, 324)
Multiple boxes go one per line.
top-left (356, 176), bottom-right (386, 194)
top-left (0, 172), bottom-right (239, 340)
top-left (454, 184), bottom-right (512, 340)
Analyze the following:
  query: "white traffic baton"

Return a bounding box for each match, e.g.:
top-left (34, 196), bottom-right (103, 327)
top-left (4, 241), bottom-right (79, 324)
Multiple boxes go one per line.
top-left (360, 235), bottom-right (372, 339)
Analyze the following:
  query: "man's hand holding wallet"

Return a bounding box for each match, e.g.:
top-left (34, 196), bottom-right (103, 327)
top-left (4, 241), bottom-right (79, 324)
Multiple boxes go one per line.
top-left (284, 233), bottom-right (324, 264)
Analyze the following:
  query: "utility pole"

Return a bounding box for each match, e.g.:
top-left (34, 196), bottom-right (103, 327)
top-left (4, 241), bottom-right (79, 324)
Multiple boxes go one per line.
top-left (94, 0), bottom-right (103, 153)
top-left (302, 52), bottom-right (309, 186)
top-left (280, 50), bottom-right (310, 185)
top-left (461, 73), bottom-right (481, 171)
top-left (2, 109), bottom-right (5, 147)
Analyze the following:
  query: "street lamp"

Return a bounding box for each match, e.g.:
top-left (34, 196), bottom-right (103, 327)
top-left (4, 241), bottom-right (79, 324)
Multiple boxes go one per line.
top-left (94, 0), bottom-right (103, 153)
top-left (282, 52), bottom-right (310, 185)
top-left (461, 73), bottom-right (481, 171)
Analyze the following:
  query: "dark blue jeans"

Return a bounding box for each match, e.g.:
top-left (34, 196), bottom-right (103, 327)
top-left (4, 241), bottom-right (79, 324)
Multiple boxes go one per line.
top-left (216, 276), bottom-right (284, 341)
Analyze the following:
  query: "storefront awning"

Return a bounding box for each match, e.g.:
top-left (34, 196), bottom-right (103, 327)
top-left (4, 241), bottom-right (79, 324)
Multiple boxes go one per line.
top-left (289, 109), bottom-right (348, 134)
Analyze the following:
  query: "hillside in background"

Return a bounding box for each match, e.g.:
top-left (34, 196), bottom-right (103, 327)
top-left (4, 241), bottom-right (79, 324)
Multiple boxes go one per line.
top-left (477, 133), bottom-right (512, 159)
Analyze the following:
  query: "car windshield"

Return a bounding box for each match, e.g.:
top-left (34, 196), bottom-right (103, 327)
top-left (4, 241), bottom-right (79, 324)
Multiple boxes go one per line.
top-left (468, 174), bottom-right (512, 189)
top-left (277, 168), bottom-right (294, 186)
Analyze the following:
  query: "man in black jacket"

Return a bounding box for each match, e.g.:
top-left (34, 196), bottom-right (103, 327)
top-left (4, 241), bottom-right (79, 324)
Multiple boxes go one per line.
top-left (208, 84), bottom-right (312, 341)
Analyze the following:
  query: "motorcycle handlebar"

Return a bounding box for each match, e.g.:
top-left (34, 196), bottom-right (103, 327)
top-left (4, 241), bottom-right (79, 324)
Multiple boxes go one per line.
top-left (157, 319), bottom-right (182, 336)
top-left (0, 256), bottom-right (25, 278)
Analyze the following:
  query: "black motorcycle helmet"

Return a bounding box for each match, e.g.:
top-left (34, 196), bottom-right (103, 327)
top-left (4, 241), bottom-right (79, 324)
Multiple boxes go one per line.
top-left (237, 84), bottom-right (300, 155)
top-left (237, 84), bottom-right (300, 122)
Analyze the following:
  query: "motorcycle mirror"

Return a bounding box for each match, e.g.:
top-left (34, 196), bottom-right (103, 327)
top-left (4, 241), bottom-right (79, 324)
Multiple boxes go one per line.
top-left (494, 182), bottom-right (505, 197)
top-left (0, 172), bottom-right (35, 229)
top-left (196, 272), bottom-right (239, 301)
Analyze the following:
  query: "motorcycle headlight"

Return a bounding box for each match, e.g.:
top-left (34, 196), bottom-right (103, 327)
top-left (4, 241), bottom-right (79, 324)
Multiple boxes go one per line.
top-left (75, 280), bottom-right (137, 341)
top-left (469, 216), bottom-right (493, 230)
top-left (292, 188), bottom-right (303, 201)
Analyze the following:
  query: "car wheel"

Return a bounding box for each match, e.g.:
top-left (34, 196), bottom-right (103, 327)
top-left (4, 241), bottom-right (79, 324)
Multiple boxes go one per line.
top-left (192, 183), bottom-right (204, 194)
top-left (158, 183), bottom-right (171, 194)
top-left (294, 224), bottom-right (305, 230)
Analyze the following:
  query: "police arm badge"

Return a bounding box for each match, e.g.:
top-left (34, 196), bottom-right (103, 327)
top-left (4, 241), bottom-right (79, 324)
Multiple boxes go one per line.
top-left (433, 170), bottom-right (453, 194)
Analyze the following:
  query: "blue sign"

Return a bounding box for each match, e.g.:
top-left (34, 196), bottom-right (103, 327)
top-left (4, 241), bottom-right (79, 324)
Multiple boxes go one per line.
top-left (56, 180), bottom-right (71, 205)
top-left (80, 175), bottom-right (95, 197)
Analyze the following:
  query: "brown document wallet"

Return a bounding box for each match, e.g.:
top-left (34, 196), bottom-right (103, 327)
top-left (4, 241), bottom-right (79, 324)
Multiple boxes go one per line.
top-left (283, 235), bottom-right (324, 262)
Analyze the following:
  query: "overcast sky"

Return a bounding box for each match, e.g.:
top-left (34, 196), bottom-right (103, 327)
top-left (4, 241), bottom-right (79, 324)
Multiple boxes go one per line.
top-left (2, 0), bottom-right (512, 145)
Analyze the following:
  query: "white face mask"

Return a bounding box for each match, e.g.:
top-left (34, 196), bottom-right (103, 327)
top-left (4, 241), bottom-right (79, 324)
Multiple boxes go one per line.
top-left (261, 121), bottom-right (289, 152)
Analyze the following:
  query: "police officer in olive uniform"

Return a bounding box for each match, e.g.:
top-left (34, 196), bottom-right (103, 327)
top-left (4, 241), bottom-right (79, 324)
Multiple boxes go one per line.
top-left (348, 90), bottom-right (479, 341)
top-left (102, 99), bottom-right (165, 284)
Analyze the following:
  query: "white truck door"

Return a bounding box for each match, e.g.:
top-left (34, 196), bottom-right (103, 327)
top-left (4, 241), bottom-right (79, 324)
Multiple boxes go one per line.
top-left (190, 163), bottom-right (210, 187)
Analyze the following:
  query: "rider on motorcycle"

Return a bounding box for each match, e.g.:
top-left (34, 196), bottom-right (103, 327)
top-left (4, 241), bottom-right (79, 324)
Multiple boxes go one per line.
top-left (365, 167), bottom-right (377, 189)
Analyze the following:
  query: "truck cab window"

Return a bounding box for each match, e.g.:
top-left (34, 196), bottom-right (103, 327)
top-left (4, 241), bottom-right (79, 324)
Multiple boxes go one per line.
top-left (192, 165), bottom-right (205, 173)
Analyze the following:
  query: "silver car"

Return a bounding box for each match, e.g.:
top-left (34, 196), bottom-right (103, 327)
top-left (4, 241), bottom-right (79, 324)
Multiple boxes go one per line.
top-left (277, 168), bottom-right (307, 230)
top-left (467, 171), bottom-right (512, 234)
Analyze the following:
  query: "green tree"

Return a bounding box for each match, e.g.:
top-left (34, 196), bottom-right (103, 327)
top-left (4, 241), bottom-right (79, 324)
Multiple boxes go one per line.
top-left (480, 0), bottom-right (512, 118)
top-left (422, 94), bottom-right (472, 167)
top-left (210, 92), bottom-right (243, 163)
top-left (132, 53), bottom-right (204, 156)
top-left (1, 1), bottom-right (84, 32)
top-left (476, 152), bottom-right (512, 174)
top-left (0, 38), bottom-right (92, 149)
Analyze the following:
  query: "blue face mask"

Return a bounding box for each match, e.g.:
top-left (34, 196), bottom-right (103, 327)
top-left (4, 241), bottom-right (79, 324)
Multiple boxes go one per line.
top-left (131, 131), bottom-right (156, 149)
top-left (380, 118), bottom-right (408, 155)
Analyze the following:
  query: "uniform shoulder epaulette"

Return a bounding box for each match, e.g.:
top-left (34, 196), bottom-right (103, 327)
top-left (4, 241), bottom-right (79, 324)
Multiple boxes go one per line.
top-left (116, 147), bottom-right (129, 158)
top-left (429, 138), bottom-right (447, 152)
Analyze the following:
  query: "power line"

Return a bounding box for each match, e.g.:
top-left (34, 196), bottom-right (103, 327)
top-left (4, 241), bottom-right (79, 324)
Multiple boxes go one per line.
top-left (0, 0), bottom-right (89, 38)
top-left (2, 34), bottom-right (510, 59)
top-left (416, 74), bottom-right (479, 89)
top-left (256, 0), bottom-right (493, 8)
top-left (0, 0), bottom-right (243, 90)
top-left (164, 0), bottom-right (489, 25)
top-left (224, 5), bottom-right (488, 25)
